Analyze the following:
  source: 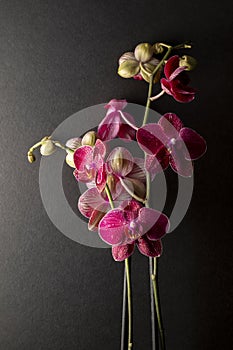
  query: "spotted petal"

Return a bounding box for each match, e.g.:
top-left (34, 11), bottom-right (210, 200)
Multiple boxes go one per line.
top-left (137, 236), bottom-right (163, 257)
top-left (180, 128), bottom-right (207, 160)
top-left (112, 243), bottom-right (135, 261)
top-left (159, 113), bottom-right (184, 138)
top-left (138, 208), bottom-right (169, 239)
top-left (78, 188), bottom-right (105, 218)
top-left (98, 209), bottom-right (127, 246)
top-left (137, 124), bottom-right (167, 155)
top-left (98, 111), bottom-right (121, 141)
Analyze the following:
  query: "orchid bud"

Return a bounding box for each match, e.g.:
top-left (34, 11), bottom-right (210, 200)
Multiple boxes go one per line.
top-left (134, 43), bottom-right (153, 63)
top-left (66, 137), bottom-right (82, 150)
top-left (118, 60), bottom-right (140, 78)
top-left (65, 151), bottom-right (75, 168)
top-left (118, 52), bottom-right (135, 65)
top-left (81, 131), bottom-right (96, 146)
top-left (152, 43), bottom-right (164, 54)
top-left (27, 151), bottom-right (35, 163)
top-left (179, 55), bottom-right (197, 71)
top-left (110, 147), bottom-right (133, 176)
top-left (40, 140), bottom-right (56, 156)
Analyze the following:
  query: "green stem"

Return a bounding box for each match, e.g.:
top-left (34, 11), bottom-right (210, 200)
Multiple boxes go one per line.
top-left (125, 258), bottom-right (132, 349)
top-left (151, 258), bottom-right (165, 350)
top-left (105, 184), bottom-right (133, 349)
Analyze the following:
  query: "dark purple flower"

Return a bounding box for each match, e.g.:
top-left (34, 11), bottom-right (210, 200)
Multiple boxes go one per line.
top-left (137, 113), bottom-right (207, 177)
top-left (98, 200), bottom-right (169, 251)
top-left (97, 99), bottom-right (136, 141)
top-left (161, 55), bottom-right (195, 103)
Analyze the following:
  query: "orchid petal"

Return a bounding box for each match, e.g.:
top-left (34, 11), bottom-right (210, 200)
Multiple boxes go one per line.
top-left (169, 66), bottom-right (187, 81)
top-left (112, 243), bottom-right (135, 261)
top-left (98, 112), bottom-right (121, 141)
top-left (96, 164), bottom-right (107, 192)
top-left (164, 55), bottom-right (179, 79)
top-left (159, 113), bottom-right (184, 137)
top-left (105, 99), bottom-right (127, 112)
top-left (78, 188), bottom-right (105, 218)
top-left (88, 203), bottom-right (109, 231)
top-left (137, 236), bottom-right (163, 257)
top-left (128, 157), bottom-right (146, 182)
top-left (161, 78), bottom-right (173, 95)
top-left (169, 145), bottom-right (193, 177)
top-left (180, 128), bottom-right (207, 160)
top-left (98, 209), bottom-right (127, 245)
top-left (137, 124), bottom-right (167, 155)
top-left (138, 208), bottom-right (169, 239)
top-left (73, 145), bottom-right (93, 172)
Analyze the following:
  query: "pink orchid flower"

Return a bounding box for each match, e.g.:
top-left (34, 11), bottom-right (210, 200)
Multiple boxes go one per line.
top-left (97, 99), bottom-right (136, 141)
top-left (73, 139), bottom-right (107, 192)
top-left (98, 200), bottom-right (170, 252)
top-left (161, 55), bottom-right (195, 103)
top-left (137, 113), bottom-right (207, 177)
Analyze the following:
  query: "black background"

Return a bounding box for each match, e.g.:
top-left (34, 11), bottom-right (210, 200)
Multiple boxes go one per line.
top-left (0, 1), bottom-right (232, 349)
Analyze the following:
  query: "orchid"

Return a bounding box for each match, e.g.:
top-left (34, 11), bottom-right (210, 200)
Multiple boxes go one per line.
top-left (27, 39), bottom-right (206, 350)
top-left (137, 113), bottom-right (207, 177)
top-left (73, 139), bottom-right (107, 191)
top-left (97, 99), bottom-right (136, 141)
top-left (160, 55), bottom-right (196, 103)
top-left (98, 199), bottom-right (169, 249)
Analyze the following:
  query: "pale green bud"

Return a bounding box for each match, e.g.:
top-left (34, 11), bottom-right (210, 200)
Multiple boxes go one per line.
top-left (40, 140), bottom-right (56, 156)
top-left (134, 43), bottom-right (153, 63)
top-left (81, 131), bottom-right (96, 146)
top-left (118, 60), bottom-right (140, 78)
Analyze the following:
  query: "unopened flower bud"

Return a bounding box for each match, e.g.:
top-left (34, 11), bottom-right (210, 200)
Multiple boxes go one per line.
top-left (134, 43), bottom-right (153, 63)
top-left (40, 140), bottom-right (56, 156)
top-left (179, 55), bottom-right (197, 71)
top-left (82, 131), bottom-right (96, 146)
top-left (118, 60), bottom-right (140, 78)
top-left (66, 137), bottom-right (82, 150)
top-left (27, 151), bottom-right (35, 163)
top-left (152, 43), bottom-right (164, 54)
top-left (110, 147), bottom-right (132, 175)
top-left (118, 52), bottom-right (135, 65)
top-left (65, 151), bottom-right (75, 168)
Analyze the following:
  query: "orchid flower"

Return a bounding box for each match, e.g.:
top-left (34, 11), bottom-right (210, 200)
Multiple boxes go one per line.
top-left (161, 55), bottom-right (196, 103)
top-left (73, 139), bottom-right (107, 192)
top-left (137, 113), bottom-right (207, 177)
top-left (98, 200), bottom-right (169, 258)
top-left (97, 99), bottom-right (137, 141)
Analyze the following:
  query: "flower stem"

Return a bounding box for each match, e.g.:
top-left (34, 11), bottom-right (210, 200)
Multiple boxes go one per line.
top-left (105, 184), bottom-right (132, 350)
top-left (150, 90), bottom-right (165, 101)
top-left (125, 258), bottom-right (133, 349)
top-left (119, 111), bottom-right (139, 131)
top-left (151, 258), bottom-right (165, 350)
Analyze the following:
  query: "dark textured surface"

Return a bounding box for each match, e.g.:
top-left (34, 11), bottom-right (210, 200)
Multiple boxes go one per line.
top-left (0, 1), bottom-right (232, 349)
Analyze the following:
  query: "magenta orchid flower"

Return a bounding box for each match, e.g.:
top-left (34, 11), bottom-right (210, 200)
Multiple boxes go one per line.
top-left (137, 113), bottom-right (207, 177)
top-left (98, 200), bottom-right (169, 251)
top-left (97, 99), bottom-right (136, 141)
top-left (161, 55), bottom-right (195, 103)
top-left (73, 139), bottom-right (107, 192)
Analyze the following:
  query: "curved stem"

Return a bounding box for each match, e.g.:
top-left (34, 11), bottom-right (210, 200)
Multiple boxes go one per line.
top-left (151, 258), bottom-right (165, 350)
top-left (150, 90), bottom-right (165, 101)
top-left (125, 258), bottom-right (132, 349)
top-left (119, 111), bottom-right (139, 131)
top-left (119, 178), bottom-right (146, 204)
